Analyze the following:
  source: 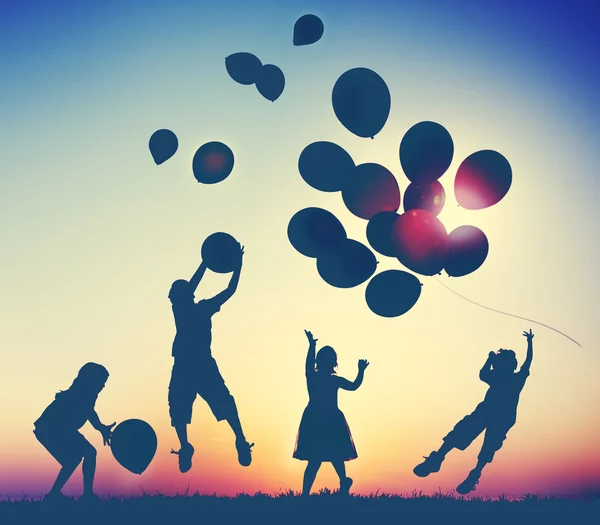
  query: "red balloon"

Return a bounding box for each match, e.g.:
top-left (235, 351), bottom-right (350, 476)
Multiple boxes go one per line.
top-left (342, 163), bottom-right (401, 220)
top-left (445, 225), bottom-right (489, 277)
top-left (391, 210), bottom-right (449, 276)
top-left (454, 150), bottom-right (512, 210)
top-left (403, 181), bottom-right (445, 216)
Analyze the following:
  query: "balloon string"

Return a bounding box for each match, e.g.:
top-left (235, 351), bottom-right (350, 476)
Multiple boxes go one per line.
top-left (433, 277), bottom-right (582, 348)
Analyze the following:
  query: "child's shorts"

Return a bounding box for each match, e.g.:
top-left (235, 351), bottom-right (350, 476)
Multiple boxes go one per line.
top-left (443, 402), bottom-right (516, 464)
top-left (33, 427), bottom-right (96, 467)
top-left (168, 355), bottom-right (237, 426)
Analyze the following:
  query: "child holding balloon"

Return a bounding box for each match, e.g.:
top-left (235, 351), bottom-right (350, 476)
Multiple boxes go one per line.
top-left (34, 362), bottom-right (115, 502)
top-left (413, 329), bottom-right (534, 494)
top-left (294, 330), bottom-right (369, 496)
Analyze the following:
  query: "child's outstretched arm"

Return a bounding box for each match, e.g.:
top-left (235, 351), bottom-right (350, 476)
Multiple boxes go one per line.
top-left (89, 411), bottom-right (116, 446)
top-left (337, 359), bottom-right (370, 391)
top-left (189, 261), bottom-right (208, 293)
top-left (520, 329), bottom-right (534, 374)
top-left (479, 352), bottom-right (495, 384)
top-left (305, 330), bottom-right (317, 376)
top-left (212, 245), bottom-right (244, 306)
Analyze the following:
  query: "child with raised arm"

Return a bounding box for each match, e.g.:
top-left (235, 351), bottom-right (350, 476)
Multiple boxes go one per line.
top-left (34, 362), bottom-right (115, 502)
top-left (168, 243), bottom-right (253, 473)
top-left (414, 329), bottom-right (535, 494)
top-left (294, 330), bottom-right (369, 496)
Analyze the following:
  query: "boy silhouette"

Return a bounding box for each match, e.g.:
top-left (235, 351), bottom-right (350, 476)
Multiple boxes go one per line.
top-left (168, 243), bottom-right (253, 473)
top-left (414, 329), bottom-right (534, 494)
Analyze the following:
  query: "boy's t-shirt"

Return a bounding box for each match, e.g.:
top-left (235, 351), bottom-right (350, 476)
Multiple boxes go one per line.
top-left (35, 391), bottom-right (97, 432)
top-left (171, 296), bottom-right (221, 359)
top-left (481, 367), bottom-right (530, 415)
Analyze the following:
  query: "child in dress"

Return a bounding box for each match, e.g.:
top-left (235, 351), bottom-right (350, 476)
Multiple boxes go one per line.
top-left (294, 330), bottom-right (369, 496)
top-left (34, 362), bottom-right (115, 502)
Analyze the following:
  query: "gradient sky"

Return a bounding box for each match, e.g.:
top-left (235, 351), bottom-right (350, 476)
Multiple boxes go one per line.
top-left (1, 0), bottom-right (599, 500)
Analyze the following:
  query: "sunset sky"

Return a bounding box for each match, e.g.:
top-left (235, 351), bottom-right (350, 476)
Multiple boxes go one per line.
top-left (0, 0), bottom-right (599, 499)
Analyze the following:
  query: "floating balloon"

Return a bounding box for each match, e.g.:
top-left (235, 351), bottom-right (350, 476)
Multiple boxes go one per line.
top-left (192, 142), bottom-right (234, 184)
top-left (293, 14), bottom-right (324, 46)
top-left (342, 163), bottom-right (401, 220)
top-left (332, 68), bottom-right (391, 139)
top-left (365, 270), bottom-right (422, 317)
top-left (201, 232), bottom-right (242, 273)
top-left (454, 150), bottom-right (512, 210)
top-left (256, 64), bottom-right (285, 102)
top-left (298, 141), bottom-right (355, 192)
top-left (445, 225), bottom-right (489, 277)
top-left (366, 211), bottom-right (400, 257)
top-left (288, 208), bottom-right (347, 258)
top-left (225, 52), bottom-right (262, 85)
top-left (110, 419), bottom-right (157, 475)
top-left (391, 210), bottom-right (449, 276)
top-left (400, 121), bottom-right (454, 184)
top-left (317, 239), bottom-right (377, 288)
top-left (149, 129), bottom-right (178, 165)
top-left (403, 181), bottom-right (446, 216)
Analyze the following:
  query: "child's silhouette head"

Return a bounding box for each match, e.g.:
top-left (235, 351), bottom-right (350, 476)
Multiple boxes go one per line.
top-left (492, 349), bottom-right (518, 374)
top-left (69, 362), bottom-right (109, 395)
top-left (169, 280), bottom-right (194, 305)
top-left (316, 346), bottom-right (337, 374)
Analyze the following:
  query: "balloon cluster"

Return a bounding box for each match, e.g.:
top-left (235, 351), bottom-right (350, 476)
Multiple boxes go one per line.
top-left (289, 68), bottom-right (512, 317)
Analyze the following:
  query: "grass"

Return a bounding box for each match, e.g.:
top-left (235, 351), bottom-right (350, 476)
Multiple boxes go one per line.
top-left (1, 490), bottom-right (598, 525)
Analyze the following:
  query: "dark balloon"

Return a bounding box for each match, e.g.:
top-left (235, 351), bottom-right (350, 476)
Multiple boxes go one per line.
top-left (256, 64), bottom-right (285, 101)
top-left (225, 52), bottom-right (263, 85)
top-left (365, 270), bottom-right (422, 317)
top-left (288, 208), bottom-right (347, 258)
top-left (342, 163), bottom-right (401, 220)
top-left (403, 181), bottom-right (446, 216)
top-left (201, 232), bottom-right (241, 273)
top-left (400, 121), bottom-right (454, 184)
top-left (317, 239), bottom-right (377, 288)
top-left (149, 129), bottom-right (178, 165)
top-left (298, 141), bottom-right (355, 192)
top-left (293, 14), bottom-right (324, 46)
top-left (391, 210), bottom-right (449, 276)
top-left (445, 225), bottom-right (489, 277)
top-left (332, 68), bottom-right (391, 139)
top-left (366, 211), bottom-right (400, 257)
top-left (192, 141), bottom-right (234, 184)
top-left (454, 150), bottom-right (512, 210)
top-left (110, 419), bottom-right (157, 475)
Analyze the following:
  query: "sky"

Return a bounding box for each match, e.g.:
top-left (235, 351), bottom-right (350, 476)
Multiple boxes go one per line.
top-left (0, 0), bottom-right (599, 500)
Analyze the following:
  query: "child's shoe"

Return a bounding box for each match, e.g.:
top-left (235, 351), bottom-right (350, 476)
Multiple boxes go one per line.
top-left (456, 469), bottom-right (480, 495)
top-left (235, 440), bottom-right (254, 466)
top-left (43, 492), bottom-right (73, 504)
top-left (171, 443), bottom-right (194, 473)
top-left (78, 493), bottom-right (101, 504)
top-left (413, 451), bottom-right (445, 477)
top-left (340, 477), bottom-right (353, 496)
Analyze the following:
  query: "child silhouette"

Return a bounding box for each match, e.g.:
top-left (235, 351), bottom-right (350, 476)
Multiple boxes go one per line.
top-left (294, 330), bottom-right (369, 496)
top-left (33, 362), bottom-right (115, 502)
top-left (414, 329), bottom-right (535, 494)
top-left (168, 243), bottom-right (253, 473)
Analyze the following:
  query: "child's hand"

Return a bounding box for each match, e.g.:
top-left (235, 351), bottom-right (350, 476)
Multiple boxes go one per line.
top-left (305, 330), bottom-right (317, 346)
top-left (489, 351), bottom-right (496, 359)
top-left (100, 422), bottom-right (116, 446)
top-left (523, 329), bottom-right (534, 343)
top-left (358, 359), bottom-right (370, 371)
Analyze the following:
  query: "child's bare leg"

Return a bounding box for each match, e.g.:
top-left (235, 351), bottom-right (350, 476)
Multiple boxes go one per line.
top-left (332, 461), bottom-right (346, 486)
top-left (175, 424), bottom-right (190, 447)
top-left (82, 448), bottom-right (97, 495)
top-left (436, 441), bottom-right (454, 458)
top-left (302, 461), bottom-right (321, 496)
top-left (49, 459), bottom-right (81, 495)
top-left (225, 410), bottom-right (246, 442)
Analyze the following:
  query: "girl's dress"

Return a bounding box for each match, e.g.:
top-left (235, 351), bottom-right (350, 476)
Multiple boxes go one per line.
top-left (293, 369), bottom-right (357, 462)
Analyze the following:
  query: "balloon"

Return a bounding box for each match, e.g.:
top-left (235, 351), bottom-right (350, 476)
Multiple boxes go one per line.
top-left (317, 239), bottom-right (377, 288)
top-left (366, 211), bottom-right (400, 257)
top-left (288, 208), bottom-right (347, 258)
top-left (192, 142), bottom-right (234, 184)
top-left (400, 121), bottom-right (454, 184)
top-left (256, 64), bottom-right (285, 102)
top-left (201, 232), bottom-right (241, 273)
top-left (293, 14), bottom-right (324, 46)
top-left (110, 419), bottom-right (157, 475)
top-left (149, 129), bottom-right (178, 165)
top-left (225, 52), bottom-right (262, 85)
top-left (445, 225), bottom-right (489, 277)
top-left (391, 210), bottom-right (449, 276)
top-left (332, 68), bottom-right (391, 139)
top-left (365, 270), bottom-right (422, 317)
top-left (403, 181), bottom-right (446, 216)
top-left (298, 141), bottom-right (355, 192)
top-left (454, 150), bottom-right (512, 210)
top-left (342, 163), bottom-right (401, 220)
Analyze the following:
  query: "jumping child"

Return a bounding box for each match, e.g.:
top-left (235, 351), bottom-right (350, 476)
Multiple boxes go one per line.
top-left (413, 329), bottom-right (534, 494)
top-left (294, 330), bottom-right (369, 496)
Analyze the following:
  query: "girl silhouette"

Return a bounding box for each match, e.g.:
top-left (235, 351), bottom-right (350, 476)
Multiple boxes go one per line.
top-left (294, 330), bottom-right (369, 496)
top-left (33, 362), bottom-right (115, 502)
